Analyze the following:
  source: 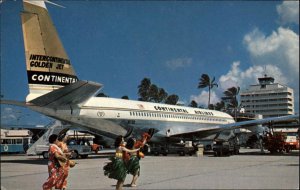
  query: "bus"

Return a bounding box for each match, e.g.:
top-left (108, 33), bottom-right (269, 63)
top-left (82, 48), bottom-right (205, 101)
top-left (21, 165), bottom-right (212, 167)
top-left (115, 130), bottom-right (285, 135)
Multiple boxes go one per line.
top-left (1, 129), bottom-right (32, 154)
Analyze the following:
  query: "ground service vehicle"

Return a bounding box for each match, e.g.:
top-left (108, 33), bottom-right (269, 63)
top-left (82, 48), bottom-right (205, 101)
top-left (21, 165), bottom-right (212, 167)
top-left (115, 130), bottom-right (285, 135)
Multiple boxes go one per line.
top-left (67, 138), bottom-right (92, 158)
top-left (213, 138), bottom-right (240, 157)
top-left (262, 132), bottom-right (285, 153)
top-left (283, 133), bottom-right (299, 152)
top-left (149, 142), bottom-right (195, 156)
top-left (36, 138), bottom-right (92, 159)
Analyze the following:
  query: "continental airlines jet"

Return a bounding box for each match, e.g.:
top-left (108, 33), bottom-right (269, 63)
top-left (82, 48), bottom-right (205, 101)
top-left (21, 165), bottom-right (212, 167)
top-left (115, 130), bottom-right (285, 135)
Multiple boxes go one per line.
top-left (2, 0), bottom-right (298, 143)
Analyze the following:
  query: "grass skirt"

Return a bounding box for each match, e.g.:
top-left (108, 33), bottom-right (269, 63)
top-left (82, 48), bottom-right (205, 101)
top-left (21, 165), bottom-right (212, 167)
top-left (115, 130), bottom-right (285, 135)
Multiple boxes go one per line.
top-left (127, 156), bottom-right (140, 176)
top-left (103, 156), bottom-right (127, 181)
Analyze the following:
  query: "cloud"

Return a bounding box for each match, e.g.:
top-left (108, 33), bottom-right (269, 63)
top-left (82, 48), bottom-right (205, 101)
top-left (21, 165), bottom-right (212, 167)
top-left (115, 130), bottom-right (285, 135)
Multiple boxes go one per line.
top-left (190, 61), bottom-right (288, 108)
top-left (218, 61), bottom-right (288, 91)
top-left (1, 107), bottom-right (17, 120)
top-left (166, 57), bottom-right (192, 70)
top-left (190, 90), bottom-right (220, 107)
top-left (243, 27), bottom-right (299, 82)
top-left (277, 1), bottom-right (299, 25)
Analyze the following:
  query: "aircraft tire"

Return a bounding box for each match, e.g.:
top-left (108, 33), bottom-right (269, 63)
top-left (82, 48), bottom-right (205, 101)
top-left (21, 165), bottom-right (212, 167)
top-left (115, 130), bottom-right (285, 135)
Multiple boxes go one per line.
top-left (81, 154), bottom-right (88, 159)
top-left (42, 151), bottom-right (49, 159)
top-left (71, 151), bottom-right (78, 159)
top-left (179, 151), bottom-right (185, 156)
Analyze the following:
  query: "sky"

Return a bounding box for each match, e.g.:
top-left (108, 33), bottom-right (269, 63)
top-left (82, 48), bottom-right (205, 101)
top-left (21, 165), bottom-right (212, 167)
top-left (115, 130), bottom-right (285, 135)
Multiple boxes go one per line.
top-left (1, 0), bottom-right (299, 126)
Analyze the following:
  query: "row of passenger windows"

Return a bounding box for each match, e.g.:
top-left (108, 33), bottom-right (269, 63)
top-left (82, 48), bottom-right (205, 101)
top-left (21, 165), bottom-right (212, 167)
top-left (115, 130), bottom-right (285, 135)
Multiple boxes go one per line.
top-left (129, 111), bottom-right (227, 122)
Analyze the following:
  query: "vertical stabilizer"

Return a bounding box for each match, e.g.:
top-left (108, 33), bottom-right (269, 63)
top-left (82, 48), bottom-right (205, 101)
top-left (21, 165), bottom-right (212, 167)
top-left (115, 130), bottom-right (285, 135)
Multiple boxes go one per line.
top-left (21, 0), bottom-right (78, 102)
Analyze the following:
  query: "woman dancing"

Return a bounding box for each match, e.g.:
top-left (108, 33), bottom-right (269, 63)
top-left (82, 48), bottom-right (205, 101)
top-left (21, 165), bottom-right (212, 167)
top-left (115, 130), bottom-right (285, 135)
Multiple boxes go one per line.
top-left (42, 134), bottom-right (67, 190)
top-left (126, 133), bottom-right (150, 187)
top-left (103, 136), bottom-right (140, 190)
top-left (56, 134), bottom-right (75, 190)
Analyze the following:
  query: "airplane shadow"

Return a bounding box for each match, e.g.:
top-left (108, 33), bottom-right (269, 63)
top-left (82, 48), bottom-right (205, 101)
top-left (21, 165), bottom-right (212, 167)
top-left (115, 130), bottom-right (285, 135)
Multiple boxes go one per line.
top-left (1, 158), bottom-right (48, 165)
top-left (238, 150), bottom-right (300, 157)
top-left (205, 149), bottom-right (300, 157)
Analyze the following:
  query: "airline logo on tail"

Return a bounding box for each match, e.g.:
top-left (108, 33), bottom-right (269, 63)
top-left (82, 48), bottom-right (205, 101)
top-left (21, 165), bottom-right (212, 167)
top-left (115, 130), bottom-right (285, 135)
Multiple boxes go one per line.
top-left (28, 54), bottom-right (77, 85)
top-left (21, 0), bottom-right (78, 100)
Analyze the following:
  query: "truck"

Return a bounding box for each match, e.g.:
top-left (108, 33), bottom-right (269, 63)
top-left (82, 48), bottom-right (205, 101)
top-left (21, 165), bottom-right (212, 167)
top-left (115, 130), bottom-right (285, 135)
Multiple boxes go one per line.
top-left (148, 141), bottom-right (195, 156)
top-left (213, 138), bottom-right (240, 157)
top-left (262, 127), bottom-right (299, 154)
top-left (36, 138), bottom-right (92, 159)
top-left (284, 133), bottom-right (300, 152)
top-left (262, 132), bottom-right (285, 153)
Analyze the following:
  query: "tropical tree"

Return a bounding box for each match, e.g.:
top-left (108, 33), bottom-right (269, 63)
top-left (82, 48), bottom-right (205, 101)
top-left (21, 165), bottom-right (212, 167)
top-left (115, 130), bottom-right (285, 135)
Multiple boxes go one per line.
top-left (149, 84), bottom-right (159, 102)
top-left (96, 92), bottom-right (109, 97)
top-left (208, 104), bottom-right (215, 110)
top-left (165, 94), bottom-right (179, 105)
top-left (223, 86), bottom-right (240, 120)
top-left (215, 101), bottom-right (225, 111)
top-left (209, 101), bottom-right (225, 111)
top-left (157, 88), bottom-right (168, 103)
top-left (138, 78), bottom-right (151, 101)
top-left (189, 100), bottom-right (198, 108)
top-left (138, 77), bottom-right (179, 104)
top-left (198, 74), bottom-right (218, 107)
top-left (121, 95), bottom-right (129, 100)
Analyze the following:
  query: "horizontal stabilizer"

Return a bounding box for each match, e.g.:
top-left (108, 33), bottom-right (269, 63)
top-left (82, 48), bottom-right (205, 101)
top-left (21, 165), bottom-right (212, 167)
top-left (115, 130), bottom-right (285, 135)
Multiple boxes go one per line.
top-left (0, 100), bottom-right (28, 107)
top-left (29, 80), bottom-right (102, 108)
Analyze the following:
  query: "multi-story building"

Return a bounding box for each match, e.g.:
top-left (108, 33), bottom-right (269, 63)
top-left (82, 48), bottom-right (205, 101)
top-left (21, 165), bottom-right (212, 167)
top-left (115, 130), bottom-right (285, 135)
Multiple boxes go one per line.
top-left (240, 75), bottom-right (294, 118)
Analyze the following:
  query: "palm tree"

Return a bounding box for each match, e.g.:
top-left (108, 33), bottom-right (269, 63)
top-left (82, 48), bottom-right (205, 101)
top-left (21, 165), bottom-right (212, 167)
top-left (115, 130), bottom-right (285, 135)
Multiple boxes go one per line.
top-left (165, 94), bottom-right (179, 105)
top-left (149, 84), bottom-right (159, 102)
top-left (157, 88), bottom-right (168, 103)
top-left (121, 95), bottom-right (129, 100)
top-left (215, 101), bottom-right (225, 111)
top-left (189, 100), bottom-right (198, 108)
top-left (138, 78), bottom-right (151, 101)
top-left (198, 74), bottom-right (218, 107)
top-left (96, 92), bottom-right (109, 97)
top-left (224, 86), bottom-right (240, 120)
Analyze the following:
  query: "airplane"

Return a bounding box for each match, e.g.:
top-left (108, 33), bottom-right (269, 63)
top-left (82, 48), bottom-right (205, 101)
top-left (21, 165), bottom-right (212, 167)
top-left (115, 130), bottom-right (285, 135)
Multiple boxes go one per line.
top-left (1, 0), bottom-right (299, 145)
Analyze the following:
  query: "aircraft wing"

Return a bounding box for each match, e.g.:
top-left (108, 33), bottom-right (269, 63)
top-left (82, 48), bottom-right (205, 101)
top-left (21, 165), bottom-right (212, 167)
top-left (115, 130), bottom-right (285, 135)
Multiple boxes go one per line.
top-left (170, 114), bottom-right (299, 139)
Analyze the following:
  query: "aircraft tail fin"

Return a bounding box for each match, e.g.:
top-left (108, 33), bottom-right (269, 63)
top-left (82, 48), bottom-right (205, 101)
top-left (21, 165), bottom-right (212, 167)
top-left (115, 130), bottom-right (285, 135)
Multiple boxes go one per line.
top-left (21, 0), bottom-right (78, 102)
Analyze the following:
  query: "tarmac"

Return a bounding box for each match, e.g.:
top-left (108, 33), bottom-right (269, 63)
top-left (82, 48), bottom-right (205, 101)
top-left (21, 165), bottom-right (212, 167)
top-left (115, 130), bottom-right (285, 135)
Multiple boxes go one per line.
top-left (1, 148), bottom-right (299, 190)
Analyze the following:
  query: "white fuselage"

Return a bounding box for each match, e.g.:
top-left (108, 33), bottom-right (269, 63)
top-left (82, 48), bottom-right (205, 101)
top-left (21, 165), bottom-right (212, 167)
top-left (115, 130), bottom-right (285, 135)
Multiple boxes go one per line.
top-left (80, 97), bottom-right (234, 138)
top-left (29, 97), bottom-right (235, 141)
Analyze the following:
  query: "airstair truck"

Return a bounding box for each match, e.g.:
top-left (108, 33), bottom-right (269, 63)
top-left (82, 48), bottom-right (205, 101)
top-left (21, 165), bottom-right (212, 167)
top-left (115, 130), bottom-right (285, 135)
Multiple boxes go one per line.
top-left (26, 120), bottom-right (67, 158)
top-left (27, 120), bottom-right (92, 159)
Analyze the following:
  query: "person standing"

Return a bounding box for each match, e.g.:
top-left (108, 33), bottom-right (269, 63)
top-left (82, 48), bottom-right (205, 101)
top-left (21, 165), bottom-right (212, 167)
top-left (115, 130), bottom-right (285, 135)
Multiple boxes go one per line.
top-left (56, 134), bottom-right (73, 190)
top-left (103, 136), bottom-right (140, 190)
top-left (126, 133), bottom-right (150, 187)
top-left (42, 134), bottom-right (67, 190)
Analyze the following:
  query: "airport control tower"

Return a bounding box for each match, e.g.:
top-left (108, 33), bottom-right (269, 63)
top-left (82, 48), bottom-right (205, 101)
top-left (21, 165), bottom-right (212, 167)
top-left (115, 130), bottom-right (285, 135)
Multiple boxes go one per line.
top-left (240, 74), bottom-right (294, 118)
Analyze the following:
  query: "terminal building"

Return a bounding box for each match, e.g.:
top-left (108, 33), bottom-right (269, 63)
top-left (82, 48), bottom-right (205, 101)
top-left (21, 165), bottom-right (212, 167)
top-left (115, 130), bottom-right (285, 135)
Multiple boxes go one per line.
top-left (240, 74), bottom-right (294, 118)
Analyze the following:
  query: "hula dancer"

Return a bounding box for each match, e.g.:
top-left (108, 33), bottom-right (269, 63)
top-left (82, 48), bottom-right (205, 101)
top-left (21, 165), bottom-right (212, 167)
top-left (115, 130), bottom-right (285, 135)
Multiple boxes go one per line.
top-left (126, 133), bottom-right (151, 187)
top-left (42, 134), bottom-right (67, 190)
top-left (103, 136), bottom-right (139, 190)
